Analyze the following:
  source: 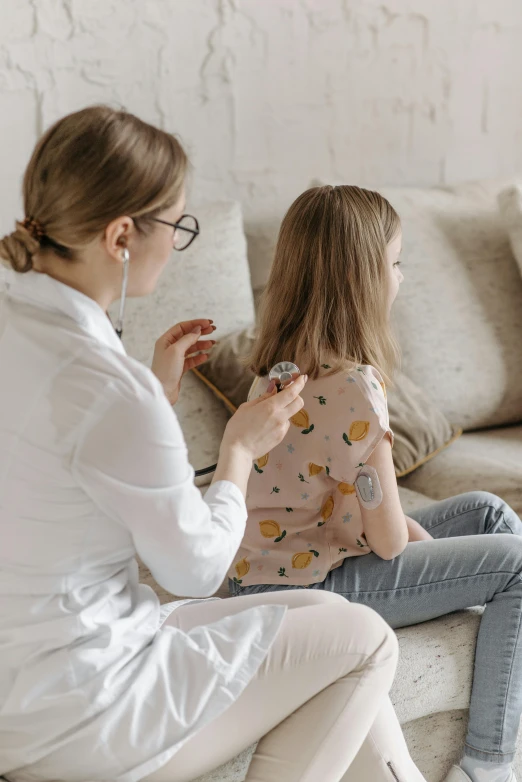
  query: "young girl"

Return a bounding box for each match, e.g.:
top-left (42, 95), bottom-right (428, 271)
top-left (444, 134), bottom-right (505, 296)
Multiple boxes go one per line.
top-left (230, 185), bottom-right (522, 782)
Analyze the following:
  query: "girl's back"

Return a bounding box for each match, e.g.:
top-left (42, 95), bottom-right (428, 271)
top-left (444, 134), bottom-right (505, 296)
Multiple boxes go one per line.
top-left (229, 364), bottom-right (391, 587)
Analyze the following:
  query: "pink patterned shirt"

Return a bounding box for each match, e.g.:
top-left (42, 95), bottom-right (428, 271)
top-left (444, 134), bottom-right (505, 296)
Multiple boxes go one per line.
top-left (229, 365), bottom-right (393, 587)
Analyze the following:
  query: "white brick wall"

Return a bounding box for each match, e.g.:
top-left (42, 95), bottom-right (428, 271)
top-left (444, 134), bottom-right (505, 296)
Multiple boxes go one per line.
top-left (1, 0), bottom-right (522, 287)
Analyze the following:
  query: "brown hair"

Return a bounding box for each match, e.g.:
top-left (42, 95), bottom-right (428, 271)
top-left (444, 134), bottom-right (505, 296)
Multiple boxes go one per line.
top-left (250, 185), bottom-right (401, 384)
top-left (0, 105), bottom-right (188, 273)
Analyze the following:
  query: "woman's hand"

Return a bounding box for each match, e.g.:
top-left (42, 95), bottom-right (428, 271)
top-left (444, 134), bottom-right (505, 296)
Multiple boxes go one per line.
top-left (224, 375), bottom-right (307, 460)
top-left (151, 319), bottom-right (216, 405)
top-left (212, 375), bottom-right (308, 496)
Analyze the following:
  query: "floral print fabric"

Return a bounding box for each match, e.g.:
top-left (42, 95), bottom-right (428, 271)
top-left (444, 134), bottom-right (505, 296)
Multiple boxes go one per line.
top-left (229, 365), bottom-right (393, 587)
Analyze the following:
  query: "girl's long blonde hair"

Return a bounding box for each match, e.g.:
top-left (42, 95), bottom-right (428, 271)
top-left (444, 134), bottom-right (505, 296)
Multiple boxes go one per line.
top-left (0, 105), bottom-right (187, 273)
top-left (250, 185), bottom-right (401, 384)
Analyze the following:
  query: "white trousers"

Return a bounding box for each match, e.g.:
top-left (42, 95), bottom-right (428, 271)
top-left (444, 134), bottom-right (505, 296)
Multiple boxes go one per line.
top-left (144, 590), bottom-right (426, 782)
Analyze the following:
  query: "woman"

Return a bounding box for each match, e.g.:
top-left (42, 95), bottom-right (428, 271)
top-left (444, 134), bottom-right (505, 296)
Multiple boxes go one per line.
top-left (230, 184), bottom-right (521, 782)
top-left (0, 106), bottom-right (425, 782)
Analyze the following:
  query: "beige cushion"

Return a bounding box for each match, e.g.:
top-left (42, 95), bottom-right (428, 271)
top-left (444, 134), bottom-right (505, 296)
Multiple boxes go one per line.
top-left (378, 181), bottom-right (522, 430)
top-left (388, 372), bottom-right (462, 478)
top-left (400, 424), bottom-right (522, 518)
top-left (194, 325), bottom-right (257, 413)
top-left (194, 326), bottom-right (461, 478)
top-left (498, 183), bottom-right (522, 277)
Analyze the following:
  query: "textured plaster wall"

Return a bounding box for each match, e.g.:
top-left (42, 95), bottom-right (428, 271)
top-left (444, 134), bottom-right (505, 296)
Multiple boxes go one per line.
top-left (1, 0), bottom-right (522, 288)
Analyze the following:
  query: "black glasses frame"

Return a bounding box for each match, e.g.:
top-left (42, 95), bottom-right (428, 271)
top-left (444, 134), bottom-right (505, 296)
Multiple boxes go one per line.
top-left (151, 214), bottom-right (200, 251)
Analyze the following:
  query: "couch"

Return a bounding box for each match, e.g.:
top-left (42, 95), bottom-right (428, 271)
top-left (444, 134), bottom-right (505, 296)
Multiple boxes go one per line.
top-left (119, 180), bottom-right (522, 782)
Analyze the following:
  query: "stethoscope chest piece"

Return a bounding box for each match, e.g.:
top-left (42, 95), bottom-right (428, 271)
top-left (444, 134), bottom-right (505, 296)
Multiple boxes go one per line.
top-left (269, 362), bottom-right (300, 391)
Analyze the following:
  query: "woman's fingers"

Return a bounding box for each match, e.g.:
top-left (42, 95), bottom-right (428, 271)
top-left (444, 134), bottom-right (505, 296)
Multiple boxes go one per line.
top-left (248, 383), bottom-right (277, 407)
top-left (274, 374), bottom-right (307, 409)
top-left (177, 318), bottom-right (214, 334)
top-left (250, 375), bottom-right (307, 409)
top-left (284, 393), bottom-right (305, 419)
top-left (158, 319), bottom-right (215, 348)
top-left (183, 352), bottom-right (209, 372)
top-left (185, 339), bottom-right (216, 356)
top-left (258, 380), bottom-right (277, 398)
top-left (168, 329), bottom-right (203, 359)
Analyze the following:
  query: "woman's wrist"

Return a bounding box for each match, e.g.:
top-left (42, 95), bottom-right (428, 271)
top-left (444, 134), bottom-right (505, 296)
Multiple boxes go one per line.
top-left (211, 440), bottom-right (253, 496)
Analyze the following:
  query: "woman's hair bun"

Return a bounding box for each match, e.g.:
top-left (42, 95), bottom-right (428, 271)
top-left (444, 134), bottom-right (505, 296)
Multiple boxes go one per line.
top-left (0, 220), bottom-right (41, 273)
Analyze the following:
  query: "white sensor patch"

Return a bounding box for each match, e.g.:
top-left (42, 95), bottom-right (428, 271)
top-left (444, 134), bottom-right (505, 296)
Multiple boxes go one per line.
top-left (355, 466), bottom-right (383, 509)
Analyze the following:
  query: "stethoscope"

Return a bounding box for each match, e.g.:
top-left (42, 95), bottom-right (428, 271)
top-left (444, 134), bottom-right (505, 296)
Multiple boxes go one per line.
top-left (114, 248), bottom-right (130, 339)
top-left (194, 362), bottom-right (300, 477)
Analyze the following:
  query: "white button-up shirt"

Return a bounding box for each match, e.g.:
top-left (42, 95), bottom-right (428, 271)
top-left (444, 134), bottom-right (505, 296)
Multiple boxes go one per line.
top-left (0, 267), bottom-right (285, 782)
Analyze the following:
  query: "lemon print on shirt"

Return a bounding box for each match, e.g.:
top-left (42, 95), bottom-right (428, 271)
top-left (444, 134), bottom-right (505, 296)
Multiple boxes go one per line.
top-left (349, 421), bottom-right (370, 441)
top-left (309, 463), bottom-right (324, 477)
top-left (292, 550), bottom-right (319, 569)
top-left (290, 409), bottom-right (315, 434)
top-left (338, 482), bottom-right (356, 495)
top-left (318, 495), bottom-right (334, 526)
top-left (235, 558), bottom-right (250, 581)
top-left (254, 453), bottom-right (269, 473)
top-left (259, 520), bottom-right (281, 538)
top-left (259, 520), bottom-right (286, 542)
top-left (380, 381), bottom-right (387, 398)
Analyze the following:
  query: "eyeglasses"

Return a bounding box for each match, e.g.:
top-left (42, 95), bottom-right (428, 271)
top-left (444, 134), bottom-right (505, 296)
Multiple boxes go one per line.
top-left (152, 214), bottom-right (200, 251)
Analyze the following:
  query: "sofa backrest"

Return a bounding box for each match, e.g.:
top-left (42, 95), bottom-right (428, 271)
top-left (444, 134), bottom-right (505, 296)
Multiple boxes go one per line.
top-left (252, 179), bottom-right (522, 431)
top-left (380, 180), bottom-right (522, 430)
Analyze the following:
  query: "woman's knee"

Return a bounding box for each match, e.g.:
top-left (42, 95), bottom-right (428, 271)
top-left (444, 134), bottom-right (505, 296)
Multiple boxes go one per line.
top-left (294, 593), bottom-right (398, 661)
top-left (241, 587), bottom-right (350, 613)
top-left (276, 600), bottom-right (398, 681)
top-left (298, 589), bottom-right (348, 608)
top-left (333, 601), bottom-right (399, 664)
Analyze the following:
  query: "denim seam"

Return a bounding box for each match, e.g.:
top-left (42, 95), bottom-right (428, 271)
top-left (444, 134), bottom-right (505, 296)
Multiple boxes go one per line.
top-left (499, 510), bottom-right (517, 535)
top-left (463, 740), bottom-right (515, 763)
top-left (422, 501), bottom-right (505, 532)
top-left (336, 570), bottom-right (522, 597)
top-left (494, 576), bottom-right (522, 752)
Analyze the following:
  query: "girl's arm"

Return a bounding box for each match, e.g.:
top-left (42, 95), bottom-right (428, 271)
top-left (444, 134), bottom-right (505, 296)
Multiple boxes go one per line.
top-left (359, 435), bottom-right (409, 560)
top-left (405, 516), bottom-right (433, 542)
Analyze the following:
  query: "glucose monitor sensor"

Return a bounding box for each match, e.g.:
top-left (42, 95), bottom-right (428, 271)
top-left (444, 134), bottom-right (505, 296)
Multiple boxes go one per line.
top-left (355, 466), bottom-right (383, 510)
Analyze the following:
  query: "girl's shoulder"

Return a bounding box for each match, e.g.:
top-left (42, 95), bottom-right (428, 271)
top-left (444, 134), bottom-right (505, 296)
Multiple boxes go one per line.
top-left (311, 365), bottom-right (387, 409)
top-left (248, 364), bottom-right (387, 404)
top-left (348, 364), bottom-right (387, 396)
